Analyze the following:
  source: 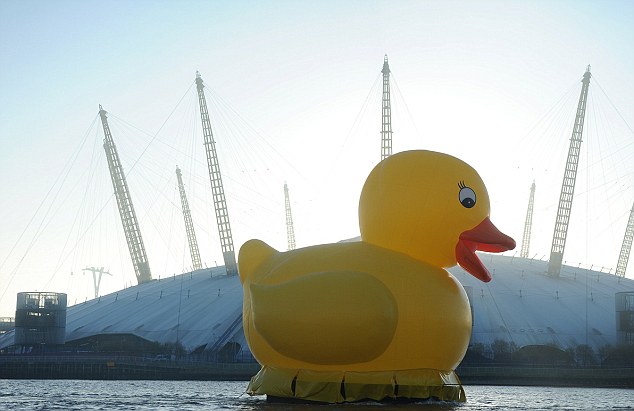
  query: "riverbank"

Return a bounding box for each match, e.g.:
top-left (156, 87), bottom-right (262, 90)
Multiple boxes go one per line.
top-left (1, 355), bottom-right (633, 388)
top-left (0, 355), bottom-right (259, 380)
top-left (456, 365), bottom-right (634, 388)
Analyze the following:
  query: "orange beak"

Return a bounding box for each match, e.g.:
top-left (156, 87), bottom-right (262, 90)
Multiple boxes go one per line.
top-left (455, 217), bottom-right (516, 282)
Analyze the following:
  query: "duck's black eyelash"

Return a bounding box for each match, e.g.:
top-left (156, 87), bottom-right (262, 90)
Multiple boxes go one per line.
top-left (458, 181), bottom-right (466, 189)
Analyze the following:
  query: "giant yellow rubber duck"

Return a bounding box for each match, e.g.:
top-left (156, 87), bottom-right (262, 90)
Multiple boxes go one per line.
top-left (238, 150), bottom-right (515, 403)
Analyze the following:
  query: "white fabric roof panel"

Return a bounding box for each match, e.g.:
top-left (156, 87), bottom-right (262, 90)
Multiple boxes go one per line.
top-left (0, 267), bottom-right (247, 353)
top-left (450, 255), bottom-right (633, 350)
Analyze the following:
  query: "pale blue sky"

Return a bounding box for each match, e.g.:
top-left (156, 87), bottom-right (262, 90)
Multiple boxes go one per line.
top-left (1, 0), bottom-right (633, 315)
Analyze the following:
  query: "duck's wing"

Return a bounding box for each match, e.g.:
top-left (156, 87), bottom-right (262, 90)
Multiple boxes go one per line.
top-left (238, 239), bottom-right (278, 284)
top-left (250, 271), bottom-right (398, 365)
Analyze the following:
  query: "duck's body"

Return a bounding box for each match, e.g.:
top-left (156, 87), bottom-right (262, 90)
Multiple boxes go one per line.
top-left (240, 239), bottom-right (471, 372)
top-left (238, 150), bottom-right (515, 403)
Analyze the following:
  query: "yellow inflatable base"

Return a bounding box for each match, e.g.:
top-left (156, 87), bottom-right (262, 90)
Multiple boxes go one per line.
top-left (246, 366), bottom-right (466, 403)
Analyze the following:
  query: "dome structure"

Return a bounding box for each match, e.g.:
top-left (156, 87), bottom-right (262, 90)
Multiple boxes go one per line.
top-left (1, 255), bottom-right (632, 358)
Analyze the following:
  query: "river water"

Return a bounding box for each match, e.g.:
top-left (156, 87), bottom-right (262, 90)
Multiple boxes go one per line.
top-left (0, 380), bottom-right (632, 410)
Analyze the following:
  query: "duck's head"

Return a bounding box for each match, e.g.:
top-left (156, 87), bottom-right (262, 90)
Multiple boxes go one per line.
top-left (359, 150), bottom-right (515, 282)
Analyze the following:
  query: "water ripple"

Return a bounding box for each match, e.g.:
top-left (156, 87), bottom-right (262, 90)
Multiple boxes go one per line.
top-left (0, 380), bottom-right (632, 410)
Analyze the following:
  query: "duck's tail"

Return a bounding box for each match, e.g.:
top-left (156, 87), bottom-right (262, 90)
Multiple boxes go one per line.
top-left (238, 239), bottom-right (278, 284)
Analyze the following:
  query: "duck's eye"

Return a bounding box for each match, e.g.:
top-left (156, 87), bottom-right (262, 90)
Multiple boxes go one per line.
top-left (459, 186), bottom-right (476, 208)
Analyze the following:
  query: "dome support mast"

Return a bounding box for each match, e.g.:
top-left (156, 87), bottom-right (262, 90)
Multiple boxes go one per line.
top-left (381, 55), bottom-right (393, 160)
top-left (195, 72), bottom-right (237, 276)
top-left (547, 66), bottom-right (592, 277)
top-left (520, 181), bottom-right (536, 258)
top-left (284, 183), bottom-right (296, 251)
top-left (99, 105), bottom-right (152, 284)
top-left (176, 166), bottom-right (202, 271)
top-left (616, 201), bottom-right (634, 277)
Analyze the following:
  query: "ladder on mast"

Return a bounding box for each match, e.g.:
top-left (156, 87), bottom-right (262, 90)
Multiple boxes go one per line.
top-left (381, 55), bottom-right (393, 160)
top-left (176, 166), bottom-right (202, 271)
top-left (195, 72), bottom-right (238, 276)
top-left (99, 105), bottom-right (152, 284)
top-left (547, 66), bottom-right (592, 277)
top-left (616, 201), bottom-right (634, 277)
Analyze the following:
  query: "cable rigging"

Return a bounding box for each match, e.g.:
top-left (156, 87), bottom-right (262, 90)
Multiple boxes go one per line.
top-left (0, 114), bottom-right (99, 305)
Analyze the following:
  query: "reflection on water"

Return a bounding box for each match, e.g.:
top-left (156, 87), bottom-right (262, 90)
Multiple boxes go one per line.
top-left (1, 380), bottom-right (633, 410)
